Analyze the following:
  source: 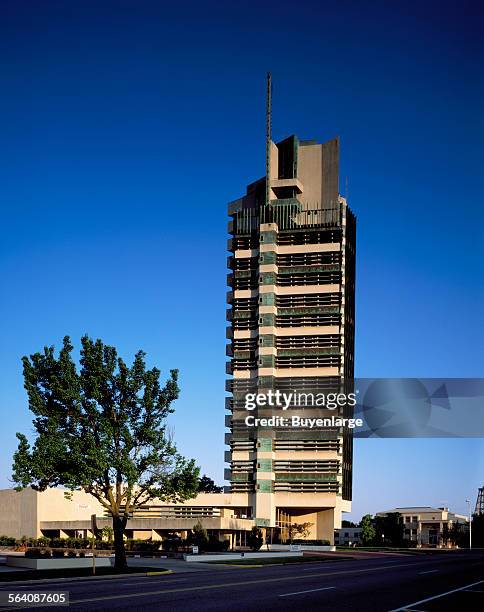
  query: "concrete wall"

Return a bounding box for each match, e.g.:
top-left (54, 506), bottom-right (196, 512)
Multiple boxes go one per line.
top-left (0, 488), bottom-right (37, 539)
top-left (7, 557), bottom-right (111, 570)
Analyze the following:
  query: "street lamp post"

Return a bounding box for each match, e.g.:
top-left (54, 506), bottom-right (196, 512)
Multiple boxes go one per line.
top-left (465, 499), bottom-right (472, 550)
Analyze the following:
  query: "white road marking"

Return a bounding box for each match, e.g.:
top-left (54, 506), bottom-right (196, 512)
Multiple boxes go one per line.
top-left (389, 579), bottom-right (484, 611)
top-left (279, 586), bottom-right (336, 597)
top-left (123, 578), bottom-right (188, 586)
top-left (0, 561), bottom-right (429, 607)
top-left (418, 570), bottom-right (438, 575)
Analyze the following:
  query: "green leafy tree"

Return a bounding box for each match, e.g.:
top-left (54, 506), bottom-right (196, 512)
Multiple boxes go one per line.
top-left (248, 527), bottom-right (263, 551)
top-left (359, 514), bottom-right (376, 545)
top-left (12, 336), bottom-right (200, 570)
top-left (198, 475), bottom-right (223, 493)
top-left (449, 521), bottom-right (467, 547)
top-left (442, 523), bottom-right (450, 546)
top-left (101, 526), bottom-right (114, 543)
top-left (189, 520), bottom-right (209, 550)
top-left (374, 513), bottom-right (404, 547)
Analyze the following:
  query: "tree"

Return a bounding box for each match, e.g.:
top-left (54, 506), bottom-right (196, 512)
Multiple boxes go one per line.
top-left (359, 514), bottom-right (376, 546)
top-left (190, 520), bottom-right (209, 550)
top-left (198, 475), bottom-right (223, 493)
top-left (248, 527), bottom-right (263, 551)
top-left (101, 526), bottom-right (114, 543)
top-left (374, 513), bottom-right (404, 547)
top-left (449, 521), bottom-right (467, 548)
top-left (442, 523), bottom-right (450, 547)
top-left (288, 522), bottom-right (314, 541)
top-left (342, 520), bottom-right (357, 528)
top-left (12, 336), bottom-right (200, 571)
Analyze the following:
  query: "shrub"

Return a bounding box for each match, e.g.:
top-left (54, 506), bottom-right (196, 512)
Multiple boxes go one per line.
top-left (36, 536), bottom-right (50, 547)
top-left (0, 535), bottom-right (16, 546)
top-left (125, 539), bottom-right (160, 552)
top-left (206, 536), bottom-right (230, 552)
top-left (162, 538), bottom-right (181, 552)
top-left (188, 521), bottom-right (209, 551)
top-left (25, 548), bottom-right (52, 559)
top-left (291, 539), bottom-right (330, 546)
top-left (63, 537), bottom-right (89, 549)
top-left (248, 527), bottom-right (263, 551)
top-left (79, 551), bottom-right (85, 558)
top-left (52, 550), bottom-right (65, 558)
top-left (67, 550), bottom-right (77, 558)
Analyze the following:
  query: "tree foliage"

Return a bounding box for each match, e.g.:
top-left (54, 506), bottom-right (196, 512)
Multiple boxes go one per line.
top-left (197, 475), bottom-right (223, 493)
top-left (188, 520), bottom-right (209, 549)
top-left (248, 527), bottom-right (263, 551)
top-left (374, 513), bottom-right (404, 546)
top-left (12, 336), bottom-right (200, 569)
top-left (359, 514), bottom-right (376, 545)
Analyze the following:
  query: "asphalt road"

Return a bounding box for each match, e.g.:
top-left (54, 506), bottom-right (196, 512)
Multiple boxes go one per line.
top-left (0, 551), bottom-right (482, 611)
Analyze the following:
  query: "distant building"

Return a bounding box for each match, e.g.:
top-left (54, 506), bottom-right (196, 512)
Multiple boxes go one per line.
top-left (334, 527), bottom-right (362, 546)
top-left (475, 486), bottom-right (484, 515)
top-left (376, 506), bottom-right (468, 547)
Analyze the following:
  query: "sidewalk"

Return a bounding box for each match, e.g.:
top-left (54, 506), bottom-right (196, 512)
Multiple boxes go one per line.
top-left (127, 557), bottom-right (232, 573)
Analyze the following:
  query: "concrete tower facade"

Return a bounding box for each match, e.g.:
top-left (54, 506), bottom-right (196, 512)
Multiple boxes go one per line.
top-left (226, 134), bottom-right (356, 543)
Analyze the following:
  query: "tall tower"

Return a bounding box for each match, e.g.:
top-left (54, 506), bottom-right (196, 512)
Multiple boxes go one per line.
top-left (225, 87), bottom-right (356, 543)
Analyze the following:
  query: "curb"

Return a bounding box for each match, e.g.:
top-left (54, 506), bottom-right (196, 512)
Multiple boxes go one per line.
top-left (0, 569), bottom-right (173, 585)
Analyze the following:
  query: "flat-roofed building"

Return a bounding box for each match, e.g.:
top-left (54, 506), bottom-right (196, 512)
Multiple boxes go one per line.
top-left (376, 506), bottom-right (468, 547)
top-left (226, 133), bottom-right (356, 544)
top-left (334, 527), bottom-right (362, 546)
top-left (0, 488), bottom-right (254, 548)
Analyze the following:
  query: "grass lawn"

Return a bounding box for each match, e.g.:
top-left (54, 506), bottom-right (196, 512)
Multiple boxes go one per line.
top-left (207, 555), bottom-right (351, 566)
top-left (0, 566), bottom-right (168, 582)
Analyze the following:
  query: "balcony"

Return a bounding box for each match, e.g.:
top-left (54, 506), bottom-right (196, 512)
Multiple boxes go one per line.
top-left (277, 306), bottom-right (340, 316)
top-left (271, 178), bottom-right (303, 194)
top-left (278, 264), bottom-right (340, 275)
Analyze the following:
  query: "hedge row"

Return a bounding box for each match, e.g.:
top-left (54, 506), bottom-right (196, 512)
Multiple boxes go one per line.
top-left (291, 539), bottom-right (331, 545)
top-left (0, 535), bottom-right (160, 551)
top-left (25, 548), bottom-right (88, 559)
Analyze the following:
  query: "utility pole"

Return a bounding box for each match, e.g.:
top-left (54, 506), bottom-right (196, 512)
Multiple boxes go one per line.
top-left (466, 499), bottom-right (472, 549)
top-left (91, 514), bottom-right (97, 575)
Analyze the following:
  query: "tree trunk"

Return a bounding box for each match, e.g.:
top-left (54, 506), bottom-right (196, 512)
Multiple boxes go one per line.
top-left (112, 515), bottom-right (128, 571)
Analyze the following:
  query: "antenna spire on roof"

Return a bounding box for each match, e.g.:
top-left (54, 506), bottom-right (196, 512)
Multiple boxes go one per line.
top-left (265, 72), bottom-right (272, 208)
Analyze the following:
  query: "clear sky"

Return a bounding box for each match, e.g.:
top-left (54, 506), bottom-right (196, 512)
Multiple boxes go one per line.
top-left (0, 0), bottom-right (482, 520)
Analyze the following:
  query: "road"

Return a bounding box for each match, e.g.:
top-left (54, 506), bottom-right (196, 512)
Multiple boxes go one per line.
top-left (0, 551), bottom-right (482, 611)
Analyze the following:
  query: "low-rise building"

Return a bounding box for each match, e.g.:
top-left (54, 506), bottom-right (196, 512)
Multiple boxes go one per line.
top-left (0, 488), bottom-right (256, 548)
top-left (376, 506), bottom-right (468, 547)
top-left (334, 527), bottom-right (362, 546)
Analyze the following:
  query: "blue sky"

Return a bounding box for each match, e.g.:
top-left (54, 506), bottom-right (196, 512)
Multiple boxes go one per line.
top-left (0, 0), bottom-right (482, 520)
